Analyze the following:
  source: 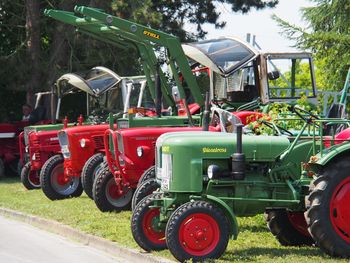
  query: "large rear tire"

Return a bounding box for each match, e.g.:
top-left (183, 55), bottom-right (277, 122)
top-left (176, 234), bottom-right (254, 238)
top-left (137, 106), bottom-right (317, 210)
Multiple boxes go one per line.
top-left (40, 155), bottom-right (83, 200)
top-left (131, 178), bottom-right (159, 211)
top-left (305, 157), bottom-right (350, 258)
top-left (265, 209), bottom-right (314, 246)
top-left (166, 201), bottom-right (230, 262)
top-left (131, 193), bottom-right (167, 251)
top-left (92, 168), bottom-right (133, 212)
top-left (21, 162), bottom-right (41, 190)
top-left (81, 153), bottom-right (104, 199)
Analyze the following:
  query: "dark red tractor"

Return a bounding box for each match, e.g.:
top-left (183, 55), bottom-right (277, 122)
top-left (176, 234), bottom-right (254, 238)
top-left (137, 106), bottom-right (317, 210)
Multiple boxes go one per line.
top-left (0, 91), bottom-right (58, 179)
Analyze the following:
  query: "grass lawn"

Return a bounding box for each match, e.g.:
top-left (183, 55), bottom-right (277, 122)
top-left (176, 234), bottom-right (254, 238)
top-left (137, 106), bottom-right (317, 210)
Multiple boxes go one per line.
top-left (0, 177), bottom-right (347, 262)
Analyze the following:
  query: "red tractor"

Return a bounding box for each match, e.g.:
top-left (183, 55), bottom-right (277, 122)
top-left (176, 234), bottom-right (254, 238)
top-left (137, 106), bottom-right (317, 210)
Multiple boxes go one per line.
top-left (39, 76), bottom-right (154, 200)
top-left (20, 66), bottom-right (132, 190)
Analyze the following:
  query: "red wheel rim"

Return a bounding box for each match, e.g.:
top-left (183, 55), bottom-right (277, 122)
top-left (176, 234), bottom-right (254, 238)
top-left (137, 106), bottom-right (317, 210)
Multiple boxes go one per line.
top-left (105, 177), bottom-right (133, 207)
top-left (107, 180), bottom-right (119, 199)
top-left (142, 207), bottom-right (165, 245)
top-left (178, 213), bottom-right (220, 256)
top-left (287, 211), bottom-right (310, 237)
top-left (28, 170), bottom-right (40, 187)
top-left (330, 176), bottom-right (350, 243)
top-left (52, 164), bottom-right (66, 186)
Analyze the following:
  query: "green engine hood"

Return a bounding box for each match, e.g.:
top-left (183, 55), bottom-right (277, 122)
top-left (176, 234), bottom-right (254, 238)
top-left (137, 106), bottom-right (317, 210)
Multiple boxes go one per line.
top-left (158, 132), bottom-right (291, 162)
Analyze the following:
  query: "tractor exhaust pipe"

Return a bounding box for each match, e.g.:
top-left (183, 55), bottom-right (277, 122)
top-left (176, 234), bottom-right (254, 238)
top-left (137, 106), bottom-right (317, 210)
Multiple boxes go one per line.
top-left (155, 66), bottom-right (162, 117)
top-left (231, 124), bottom-right (245, 180)
top-left (202, 92), bottom-right (210, 131)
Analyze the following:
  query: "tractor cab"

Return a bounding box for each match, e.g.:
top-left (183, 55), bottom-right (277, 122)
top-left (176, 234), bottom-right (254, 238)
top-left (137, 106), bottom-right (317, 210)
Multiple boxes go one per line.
top-left (182, 37), bottom-right (317, 109)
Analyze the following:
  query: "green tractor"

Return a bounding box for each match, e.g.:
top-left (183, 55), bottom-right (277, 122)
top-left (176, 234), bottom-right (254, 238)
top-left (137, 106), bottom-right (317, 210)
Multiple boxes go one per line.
top-left (131, 104), bottom-right (350, 261)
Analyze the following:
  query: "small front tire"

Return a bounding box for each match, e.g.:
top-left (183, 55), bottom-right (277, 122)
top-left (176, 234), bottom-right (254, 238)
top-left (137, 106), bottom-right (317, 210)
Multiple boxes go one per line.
top-left (137, 165), bottom-right (155, 187)
top-left (40, 155), bottom-right (83, 200)
top-left (21, 162), bottom-right (41, 190)
top-left (92, 168), bottom-right (133, 212)
top-left (131, 178), bottom-right (159, 211)
top-left (131, 193), bottom-right (167, 251)
top-left (166, 200), bottom-right (230, 262)
top-left (81, 153), bottom-right (104, 199)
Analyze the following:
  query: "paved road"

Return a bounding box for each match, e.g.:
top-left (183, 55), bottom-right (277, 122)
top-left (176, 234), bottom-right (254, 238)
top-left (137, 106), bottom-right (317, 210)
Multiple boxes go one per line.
top-left (0, 215), bottom-right (130, 263)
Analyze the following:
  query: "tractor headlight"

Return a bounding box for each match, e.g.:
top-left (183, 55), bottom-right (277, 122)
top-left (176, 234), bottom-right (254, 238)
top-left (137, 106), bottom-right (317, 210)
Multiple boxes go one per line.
top-left (80, 138), bottom-right (90, 148)
top-left (207, 165), bottom-right (220, 180)
top-left (80, 138), bottom-right (86, 148)
top-left (136, 146), bottom-right (143, 157)
top-left (116, 132), bottom-right (124, 154)
top-left (160, 153), bottom-right (172, 191)
top-left (58, 131), bottom-right (70, 159)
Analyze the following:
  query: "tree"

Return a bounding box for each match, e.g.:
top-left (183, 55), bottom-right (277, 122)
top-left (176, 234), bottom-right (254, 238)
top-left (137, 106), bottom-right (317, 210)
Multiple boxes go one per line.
top-left (273, 0), bottom-right (350, 91)
top-left (112, 0), bottom-right (278, 40)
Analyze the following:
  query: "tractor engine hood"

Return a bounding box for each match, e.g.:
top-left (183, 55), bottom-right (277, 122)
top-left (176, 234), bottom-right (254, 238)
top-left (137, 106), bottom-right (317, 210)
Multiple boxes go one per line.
top-left (157, 131), bottom-right (290, 162)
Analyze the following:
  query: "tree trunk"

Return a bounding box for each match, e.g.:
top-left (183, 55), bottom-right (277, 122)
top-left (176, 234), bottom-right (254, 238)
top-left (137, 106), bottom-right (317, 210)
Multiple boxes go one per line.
top-left (25, 0), bottom-right (41, 106)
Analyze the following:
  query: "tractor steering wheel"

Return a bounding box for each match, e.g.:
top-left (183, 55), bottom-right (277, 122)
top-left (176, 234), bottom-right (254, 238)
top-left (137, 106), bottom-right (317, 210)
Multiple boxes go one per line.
top-left (292, 105), bottom-right (319, 123)
top-left (261, 120), bottom-right (294, 136)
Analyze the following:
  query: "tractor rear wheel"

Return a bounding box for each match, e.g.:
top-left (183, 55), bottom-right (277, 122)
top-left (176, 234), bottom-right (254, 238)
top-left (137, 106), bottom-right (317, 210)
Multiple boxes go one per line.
top-left (81, 153), bottom-right (104, 199)
top-left (131, 193), bottom-right (167, 251)
top-left (131, 178), bottom-right (159, 211)
top-left (40, 155), bottom-right (83, 200)
top-left (92, 168), bottom-right (132, 212)
top-left (21, 162), bottom-right (41, 190)
top-left (305, 157), bottom-right (350, 258)
top-left (0, 158), bottom-right (4, 179)
top-left (265, 209), bottom-right (314, 246)
top-left (137, 165), bottom-right (155, 187)
top-left (166, 200), bottom-right (230, 262)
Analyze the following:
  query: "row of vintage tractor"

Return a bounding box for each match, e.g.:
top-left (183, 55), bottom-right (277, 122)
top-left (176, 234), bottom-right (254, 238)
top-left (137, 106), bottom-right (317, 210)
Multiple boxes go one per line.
top-left (1, 5), bottom-right (348, 262)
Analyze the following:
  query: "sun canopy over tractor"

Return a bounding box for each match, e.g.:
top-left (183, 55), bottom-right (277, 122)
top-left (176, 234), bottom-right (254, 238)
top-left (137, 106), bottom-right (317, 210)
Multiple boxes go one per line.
top-left (57, 66), bottom-right (122, 97)
top-left (182, 37), bottom-right (259, 77)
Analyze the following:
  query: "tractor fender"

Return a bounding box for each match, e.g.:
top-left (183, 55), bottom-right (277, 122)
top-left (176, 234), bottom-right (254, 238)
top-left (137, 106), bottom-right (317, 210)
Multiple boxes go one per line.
top-left (310, 143), bottom-right (350, 166)
top-left (204, 194), bottom-right (239, 240)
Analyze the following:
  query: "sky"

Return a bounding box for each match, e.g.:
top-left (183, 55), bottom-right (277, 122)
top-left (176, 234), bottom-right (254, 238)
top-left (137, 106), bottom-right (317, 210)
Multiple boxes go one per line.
top-left (200, 0), bottom-right (315, 52)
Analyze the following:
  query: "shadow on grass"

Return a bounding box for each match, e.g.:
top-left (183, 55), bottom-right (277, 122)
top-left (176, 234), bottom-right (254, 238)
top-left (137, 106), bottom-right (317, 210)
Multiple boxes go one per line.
top-left (221, 246), bottom-right (330, 262)
top-left (0, 176), bottom-right (20, 185)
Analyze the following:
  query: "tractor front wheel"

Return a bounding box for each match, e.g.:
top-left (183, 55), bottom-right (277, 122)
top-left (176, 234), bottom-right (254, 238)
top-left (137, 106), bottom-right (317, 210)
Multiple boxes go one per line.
top-left (131, 178), bottom-right (159, 211)
top-left (131, 193), bottom-right (167, 251)
top-left (137, 165), bottom-right (155, 187)
top-left (92, 168), bottom-right (132, 212)
top-left (81, 153), bottom-right (104, 199)
top-left (265, 209), bottom-right (314, 246)
top-left (166, 201), bottom-right (230, 262)
top-left (305, 157), bottom-right (350, 258)
top-left (40, 155), bottom-right (83, 200)
top-left (21, 162), bottom-right (41, 190)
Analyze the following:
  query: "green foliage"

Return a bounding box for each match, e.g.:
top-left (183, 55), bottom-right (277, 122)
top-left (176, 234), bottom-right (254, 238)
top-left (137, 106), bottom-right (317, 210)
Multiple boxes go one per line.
top-left (273, 0), bottom-right (350, 92)
top-left (248, 94), bottom-right (319, 135)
